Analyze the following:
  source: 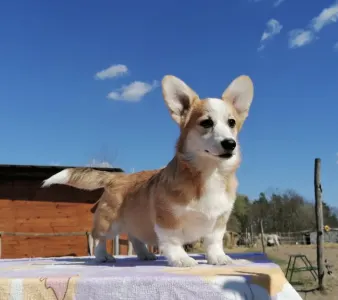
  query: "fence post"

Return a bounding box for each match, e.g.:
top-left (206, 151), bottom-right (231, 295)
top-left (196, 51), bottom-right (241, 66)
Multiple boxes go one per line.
top-left (114, 235), bottom-right (120, 255)
top-left (86, 232), bottom-right (94, 256)
top-left (314, 158), bottom-right (325, 291)
top-left (260, 220), bottom-right (266, 254)
top-left (128, 240), bottom-right (133, 255)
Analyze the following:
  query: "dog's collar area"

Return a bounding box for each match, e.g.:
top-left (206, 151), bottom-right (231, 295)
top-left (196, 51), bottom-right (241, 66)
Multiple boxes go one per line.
top-left (205, 150), bottom-right (233, 159)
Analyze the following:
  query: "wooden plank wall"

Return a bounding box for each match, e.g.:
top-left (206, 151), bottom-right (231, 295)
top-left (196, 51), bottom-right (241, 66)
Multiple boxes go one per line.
top-left (2, 235), bottom-right (88, 258)
top-left (0, 198), bottom-right (94, 258)
top-left (0, 178), bottom-right (128, 258)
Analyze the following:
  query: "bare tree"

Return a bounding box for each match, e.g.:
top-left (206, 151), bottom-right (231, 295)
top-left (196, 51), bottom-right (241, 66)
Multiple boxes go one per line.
top-left (87, 144), bottom-right (119, 168)
top-left (87, 159), bottom-right (114, 168)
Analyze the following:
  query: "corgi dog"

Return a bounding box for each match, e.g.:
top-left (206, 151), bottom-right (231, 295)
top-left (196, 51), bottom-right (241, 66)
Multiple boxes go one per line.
top-left (42, 74), bottom-right (254, 267)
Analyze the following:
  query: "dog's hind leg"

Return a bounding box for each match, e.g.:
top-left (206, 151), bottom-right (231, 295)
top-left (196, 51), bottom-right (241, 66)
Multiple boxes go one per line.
top-left (129, 235), bottom-right (157, 261)
top-left (91, 192), bottom-right (122, 263)
top-left (93, 221), bottom-right (121, 263)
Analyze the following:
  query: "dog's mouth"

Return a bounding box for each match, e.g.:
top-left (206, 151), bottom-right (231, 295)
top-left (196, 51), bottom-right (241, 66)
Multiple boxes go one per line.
top-left (218, 153), bottom-right (233, 159)
top-left (205, 150), bottom-right (233, 159)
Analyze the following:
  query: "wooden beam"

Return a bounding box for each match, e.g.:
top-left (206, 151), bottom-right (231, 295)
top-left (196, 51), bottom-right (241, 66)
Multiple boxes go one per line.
top-left (0, 231), bottom-right (87, 237)
top-left (314, 158), bottom-right (325, 291)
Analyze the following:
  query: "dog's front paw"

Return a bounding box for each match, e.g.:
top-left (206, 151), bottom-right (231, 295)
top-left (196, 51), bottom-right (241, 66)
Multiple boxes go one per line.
top-left (137, 251), bottom-right (157, 261)
top-left (207, 253), bottom-right (232, 265)
top-left (94, 253), bottom-right (116, 263)
top-left (169, 256), bottom-right (198, 268)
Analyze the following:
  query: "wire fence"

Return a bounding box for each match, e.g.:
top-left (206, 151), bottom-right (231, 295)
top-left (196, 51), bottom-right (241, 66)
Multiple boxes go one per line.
top-left (235, 228), bottom-right (338, 248)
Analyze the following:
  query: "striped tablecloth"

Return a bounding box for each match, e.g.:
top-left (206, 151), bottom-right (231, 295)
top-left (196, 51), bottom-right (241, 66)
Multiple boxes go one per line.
top-left (0, 252), bottom-right (302, 300)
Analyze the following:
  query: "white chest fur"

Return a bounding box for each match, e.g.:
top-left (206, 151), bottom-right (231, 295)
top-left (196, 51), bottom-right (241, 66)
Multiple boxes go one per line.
top-left (171, 169), bottom-right (235, 243)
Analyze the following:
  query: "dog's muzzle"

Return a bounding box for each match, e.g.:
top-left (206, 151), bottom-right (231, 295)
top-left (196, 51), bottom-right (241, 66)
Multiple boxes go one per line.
top-left (218, 138), bottom-right (236, 159)
top-left (204, 150), bottom-right (234, 159)
top-left (220, 138), bottom-right (236, 151)
top-left (218, 152), bottom-right (234, 159)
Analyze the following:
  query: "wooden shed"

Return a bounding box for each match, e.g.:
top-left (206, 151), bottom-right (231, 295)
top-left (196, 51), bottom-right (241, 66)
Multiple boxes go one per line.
top-left (0, 164), bottom-right (130, 259)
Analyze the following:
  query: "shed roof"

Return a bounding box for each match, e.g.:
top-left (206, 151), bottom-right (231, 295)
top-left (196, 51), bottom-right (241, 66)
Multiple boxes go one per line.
top-left (0, 164), bottom-right (123, 180)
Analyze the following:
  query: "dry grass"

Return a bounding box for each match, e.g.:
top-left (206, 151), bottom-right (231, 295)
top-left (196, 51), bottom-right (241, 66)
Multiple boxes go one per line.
top-left (241, 244), bottom-right (338, 300)
top-left (189, 243), bottom-right (338, 299)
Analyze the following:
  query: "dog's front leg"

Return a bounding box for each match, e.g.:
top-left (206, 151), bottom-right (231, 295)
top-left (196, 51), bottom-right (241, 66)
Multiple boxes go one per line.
top-left (94, 237), bottom-right (117, 263)
top-left (129, 235), bottom-right (157, 261)
top-left (203, 215), bottom-right (232, 265)
top-left (155, 226), bottom-right (198, 267)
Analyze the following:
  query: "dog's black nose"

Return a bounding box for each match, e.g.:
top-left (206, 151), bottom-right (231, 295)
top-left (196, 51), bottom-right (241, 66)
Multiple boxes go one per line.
top-left (221, 139), bottom-right (236, 151)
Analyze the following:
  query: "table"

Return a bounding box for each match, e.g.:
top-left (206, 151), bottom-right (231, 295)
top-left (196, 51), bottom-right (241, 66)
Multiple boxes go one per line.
top-left (0, 252), bottom-right (302, 300)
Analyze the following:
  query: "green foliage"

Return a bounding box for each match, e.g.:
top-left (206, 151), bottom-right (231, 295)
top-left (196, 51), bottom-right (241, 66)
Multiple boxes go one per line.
top-left (232, 194), bottom-right (250, 232)
top-left (228, 189), bottom-right (338, 234)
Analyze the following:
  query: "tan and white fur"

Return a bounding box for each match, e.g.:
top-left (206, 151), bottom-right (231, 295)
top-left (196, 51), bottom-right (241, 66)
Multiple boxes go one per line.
top-left (42, 74), bottom-right (254, 267)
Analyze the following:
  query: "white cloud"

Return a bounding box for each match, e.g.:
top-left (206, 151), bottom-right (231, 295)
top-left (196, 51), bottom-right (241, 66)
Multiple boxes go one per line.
top-left (334, 42), bottom-right (338, 51)
top-left (273, 0), bottom-right (285, 7)
top-left (257, 44), bottom-right (266, 52)
top-left (250, 0), bottom-right (285, 7)
top-left (260, 19), bottom-right (282, 41)
top-left (311, 2), bottom-right (338, 32)
top-left (288, 2), bottom-right (338, 49)
top-left (95, 64), bottom-right (128, 80)
top-left (87, 159), bottom-right (113, 168)
top-left (258, 19), bottom-right (283, 51)
top-left (288, 29), bottom-right (316, 49)
top-left (107, 80), bottom-right (158, 102)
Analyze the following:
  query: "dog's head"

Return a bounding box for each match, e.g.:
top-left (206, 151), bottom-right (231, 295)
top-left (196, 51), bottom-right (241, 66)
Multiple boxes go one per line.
top-left (162, 75), bottom-right (254, 169)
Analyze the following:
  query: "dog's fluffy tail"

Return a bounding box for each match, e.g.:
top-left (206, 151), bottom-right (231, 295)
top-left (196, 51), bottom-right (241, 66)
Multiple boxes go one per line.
top-left (41, 168), bottom-right (118, 190)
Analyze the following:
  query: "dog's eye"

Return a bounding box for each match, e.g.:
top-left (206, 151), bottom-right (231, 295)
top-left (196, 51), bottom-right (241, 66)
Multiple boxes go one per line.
top-left (199, 119), bottom-right (214, 128)
top-left (228, 119), bottom-right (236, 128)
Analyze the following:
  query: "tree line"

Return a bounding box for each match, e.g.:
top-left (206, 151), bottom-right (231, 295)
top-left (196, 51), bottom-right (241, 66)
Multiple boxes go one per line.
top-left (228, 190), bottom-right (338, 234)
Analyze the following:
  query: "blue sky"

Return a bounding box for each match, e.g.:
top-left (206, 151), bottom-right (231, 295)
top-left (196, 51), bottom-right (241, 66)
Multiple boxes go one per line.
top-left (0, 0), bottom-right (338, 206)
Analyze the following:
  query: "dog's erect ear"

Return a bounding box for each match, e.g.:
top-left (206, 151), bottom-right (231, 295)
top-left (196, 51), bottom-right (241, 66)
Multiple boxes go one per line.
top-left (222, 75), bottom-right (254, 128)
top-left (162, 75), bottom-right (198, 125)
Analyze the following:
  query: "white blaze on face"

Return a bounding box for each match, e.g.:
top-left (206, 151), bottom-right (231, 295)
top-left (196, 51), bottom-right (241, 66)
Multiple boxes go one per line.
top-left (185, 98), bottom-right (237, 157)
top-left (204, 98), bottom-right (235, 145)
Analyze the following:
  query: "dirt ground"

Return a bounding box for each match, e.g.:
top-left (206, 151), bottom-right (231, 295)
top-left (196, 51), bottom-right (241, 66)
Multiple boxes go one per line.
top-left (226, 244), bottom-right (338, 300)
